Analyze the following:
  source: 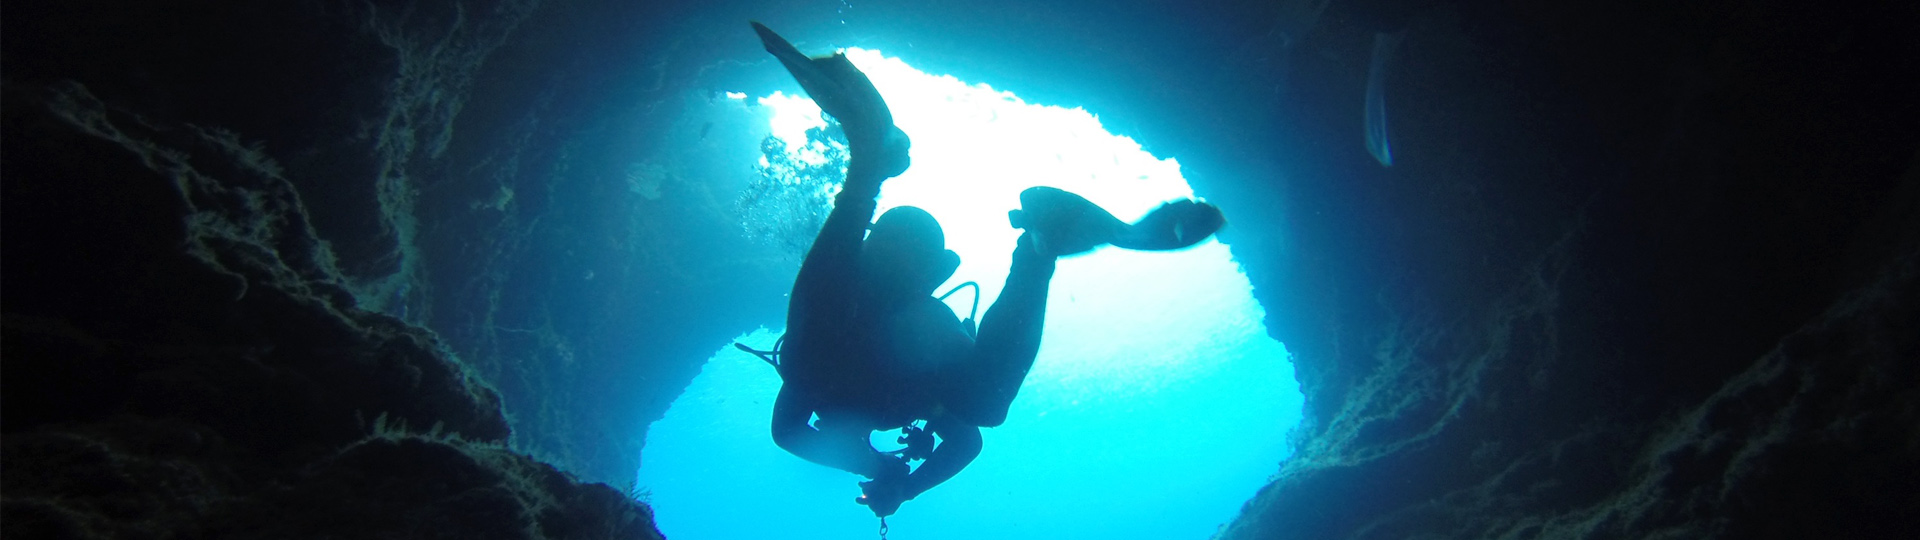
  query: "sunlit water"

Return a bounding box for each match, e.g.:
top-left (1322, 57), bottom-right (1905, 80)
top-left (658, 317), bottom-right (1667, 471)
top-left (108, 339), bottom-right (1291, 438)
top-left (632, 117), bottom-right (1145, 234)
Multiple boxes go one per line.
top-left (640, 49), bottom-right (1304, 540)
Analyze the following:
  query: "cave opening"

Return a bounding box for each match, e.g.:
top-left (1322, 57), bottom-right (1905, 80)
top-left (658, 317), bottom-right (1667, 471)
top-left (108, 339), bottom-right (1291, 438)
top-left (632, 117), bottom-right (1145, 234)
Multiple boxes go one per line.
top-left (637, 49), bottom-right (1304, 540)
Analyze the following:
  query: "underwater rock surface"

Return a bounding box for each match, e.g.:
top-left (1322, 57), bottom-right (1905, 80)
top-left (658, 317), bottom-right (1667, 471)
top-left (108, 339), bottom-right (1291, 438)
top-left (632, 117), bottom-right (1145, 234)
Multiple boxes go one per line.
top-left (2, 0), bottom-right (795, 492)
top-left (1211, 1), bottom-right (1920, 538)
top-left (0, 80), bottom-right (661, 539)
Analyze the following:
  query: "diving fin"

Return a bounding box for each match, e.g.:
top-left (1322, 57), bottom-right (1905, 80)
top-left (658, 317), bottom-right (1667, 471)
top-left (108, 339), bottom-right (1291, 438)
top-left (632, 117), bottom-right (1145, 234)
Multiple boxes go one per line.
top-left (1112, 199), bottom-right (1226, 251)
top-left (1009, 187), bottom-right (1131, 257)
top-left (750, 21), bottom-right (911, 177)
top-left (1009, 187), bottom-right (1225, 257)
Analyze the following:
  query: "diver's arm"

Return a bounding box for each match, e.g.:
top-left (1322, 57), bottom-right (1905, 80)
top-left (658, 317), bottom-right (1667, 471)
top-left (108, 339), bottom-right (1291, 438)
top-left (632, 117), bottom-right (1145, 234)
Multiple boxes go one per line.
top-left (901, 418), bottom-right (982, 499)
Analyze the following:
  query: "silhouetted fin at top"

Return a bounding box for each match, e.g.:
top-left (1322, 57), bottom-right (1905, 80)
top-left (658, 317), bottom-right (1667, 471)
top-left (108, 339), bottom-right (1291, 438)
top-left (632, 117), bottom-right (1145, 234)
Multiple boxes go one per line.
top-left (1008, 187), bottom-right (1225, 257)
top-left (750, 21), bottom-right (911, 178)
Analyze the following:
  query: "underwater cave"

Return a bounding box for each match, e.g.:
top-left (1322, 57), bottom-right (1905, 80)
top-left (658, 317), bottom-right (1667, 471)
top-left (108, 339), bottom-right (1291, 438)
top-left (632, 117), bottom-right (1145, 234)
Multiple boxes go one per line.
top-left (3, 1), bottom-right (1917, 539)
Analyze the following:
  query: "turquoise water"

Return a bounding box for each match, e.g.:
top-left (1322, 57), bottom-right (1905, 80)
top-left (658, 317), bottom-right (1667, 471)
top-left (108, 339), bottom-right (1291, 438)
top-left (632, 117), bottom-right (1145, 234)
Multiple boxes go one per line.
top-left (639, 49), bottom-right (1305, 540)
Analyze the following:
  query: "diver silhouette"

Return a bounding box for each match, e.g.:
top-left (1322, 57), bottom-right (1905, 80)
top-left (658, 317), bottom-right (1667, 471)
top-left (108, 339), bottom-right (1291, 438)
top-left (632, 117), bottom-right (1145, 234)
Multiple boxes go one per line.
top-left (750, 22), bottom-right (1226, 518)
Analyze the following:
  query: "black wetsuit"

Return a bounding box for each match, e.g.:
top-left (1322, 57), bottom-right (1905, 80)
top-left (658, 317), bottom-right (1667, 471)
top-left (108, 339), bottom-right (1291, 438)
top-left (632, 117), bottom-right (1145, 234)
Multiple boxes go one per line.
top-left (770, 147), bottom-right (1057, 503)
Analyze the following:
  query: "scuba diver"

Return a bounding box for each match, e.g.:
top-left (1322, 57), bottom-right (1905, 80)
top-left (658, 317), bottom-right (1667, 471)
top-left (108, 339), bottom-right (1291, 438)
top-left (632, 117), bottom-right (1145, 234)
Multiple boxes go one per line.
top-left (748, 22), bottom-right (1226, 518)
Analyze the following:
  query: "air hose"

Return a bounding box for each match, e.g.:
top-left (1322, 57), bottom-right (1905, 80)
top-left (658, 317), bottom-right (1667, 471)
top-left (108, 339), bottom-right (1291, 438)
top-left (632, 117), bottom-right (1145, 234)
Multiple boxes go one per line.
top-left (937, 281), bottom-right (980, 339)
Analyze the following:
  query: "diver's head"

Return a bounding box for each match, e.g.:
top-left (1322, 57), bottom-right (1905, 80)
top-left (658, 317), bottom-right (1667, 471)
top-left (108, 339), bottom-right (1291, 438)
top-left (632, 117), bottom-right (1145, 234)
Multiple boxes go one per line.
top-left (861, 206), bottom-right (960, 299)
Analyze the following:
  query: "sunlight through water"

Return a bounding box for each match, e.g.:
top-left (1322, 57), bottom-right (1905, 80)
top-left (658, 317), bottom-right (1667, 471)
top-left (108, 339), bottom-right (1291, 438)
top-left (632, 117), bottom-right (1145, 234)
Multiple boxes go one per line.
top-left (639, 48), bottom-right (1304, 540)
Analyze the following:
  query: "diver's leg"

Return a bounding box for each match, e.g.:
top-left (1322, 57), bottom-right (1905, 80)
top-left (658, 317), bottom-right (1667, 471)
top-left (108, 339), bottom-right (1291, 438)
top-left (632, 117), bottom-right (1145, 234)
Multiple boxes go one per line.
top-left (782, 46), bottom-right (903, 340)
top-left (771, 385), bottom-right (900, 479)
top-left (956, 233), bottom-right (1056, 428)
top-left (785, 168), bottom-right (884, 340)
top-left (784, 94), bottom-right (904, 352)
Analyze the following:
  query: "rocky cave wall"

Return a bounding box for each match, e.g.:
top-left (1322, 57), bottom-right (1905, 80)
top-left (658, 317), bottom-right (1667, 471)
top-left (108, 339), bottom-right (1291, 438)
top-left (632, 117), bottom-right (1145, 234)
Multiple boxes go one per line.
top-left (2, 0), bottom-right (812, 494)
top-left (0, 0), bottom-right (730, 535)
top-left (0, 77), bottom-right (662, 538)
top-left (1208, 1), bottom-right (1920, 538)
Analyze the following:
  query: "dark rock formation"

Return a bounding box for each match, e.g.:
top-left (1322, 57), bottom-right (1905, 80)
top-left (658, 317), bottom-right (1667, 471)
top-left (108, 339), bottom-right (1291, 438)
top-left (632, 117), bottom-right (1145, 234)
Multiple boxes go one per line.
top-left (0, 0), bottom-right (800, 492)
top-left (1, 78), bottom-right (660, 534)
top-left (1210, 1), bottom-right (1920, 538)
top-left (2, 52), bottom-right (658, 540)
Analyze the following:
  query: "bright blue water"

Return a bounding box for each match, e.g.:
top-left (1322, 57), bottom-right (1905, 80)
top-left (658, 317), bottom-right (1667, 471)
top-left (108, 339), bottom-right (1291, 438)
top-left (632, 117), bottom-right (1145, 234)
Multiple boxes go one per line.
top-left (638, 48), bottom-right (1304, 540)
